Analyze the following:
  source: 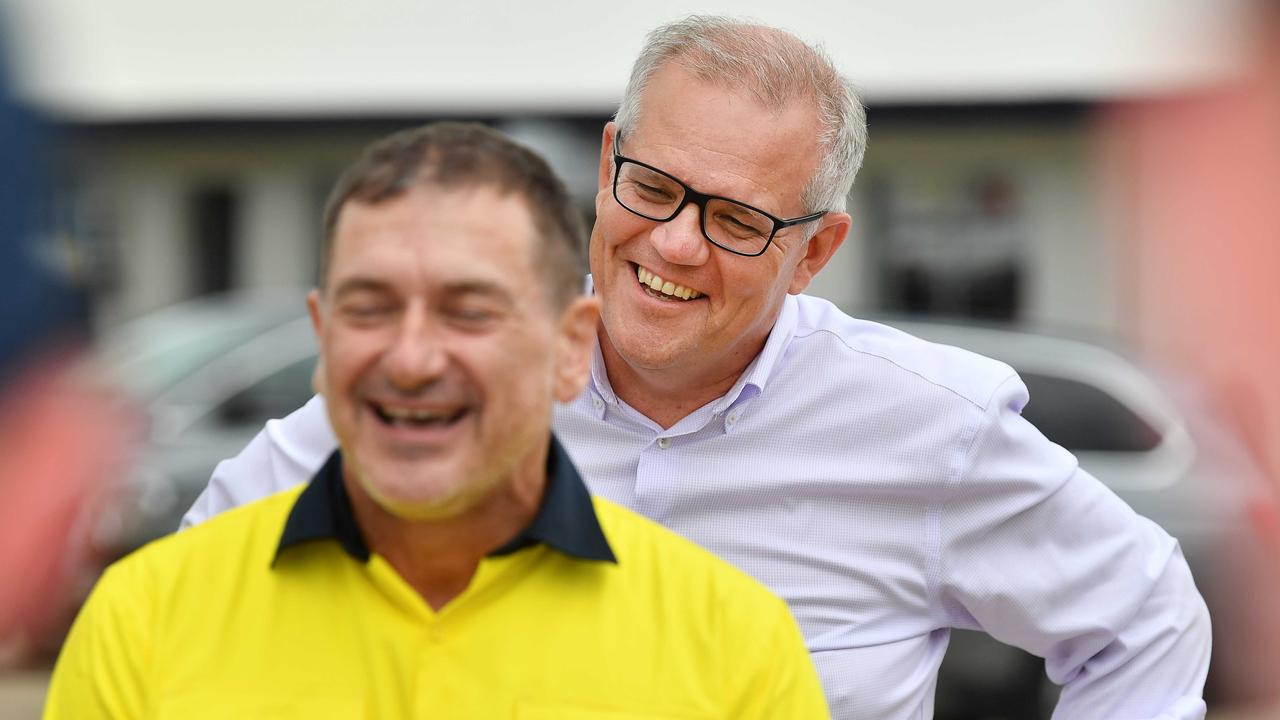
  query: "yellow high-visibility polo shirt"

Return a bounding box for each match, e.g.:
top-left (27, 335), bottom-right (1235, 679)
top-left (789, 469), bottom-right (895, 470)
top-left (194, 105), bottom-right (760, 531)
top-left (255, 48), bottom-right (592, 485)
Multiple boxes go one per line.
top-left (45, 438), bottom-right (828, 719)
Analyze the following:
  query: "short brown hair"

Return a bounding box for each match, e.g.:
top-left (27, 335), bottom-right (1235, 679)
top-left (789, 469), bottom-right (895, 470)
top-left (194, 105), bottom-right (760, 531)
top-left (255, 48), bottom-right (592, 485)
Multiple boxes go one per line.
top-left (320, 122), bottom-right (586, 308)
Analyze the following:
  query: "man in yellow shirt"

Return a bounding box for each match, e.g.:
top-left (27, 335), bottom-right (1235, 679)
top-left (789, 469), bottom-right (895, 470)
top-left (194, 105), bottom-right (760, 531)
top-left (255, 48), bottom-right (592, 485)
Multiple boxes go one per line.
top-left (44, 122), bottom-right (828, 719)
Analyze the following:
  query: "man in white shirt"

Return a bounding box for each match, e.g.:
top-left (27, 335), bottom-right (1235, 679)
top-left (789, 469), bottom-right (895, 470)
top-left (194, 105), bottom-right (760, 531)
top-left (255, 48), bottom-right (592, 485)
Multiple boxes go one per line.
top-left (184, 15), bottom-right (1211, 720)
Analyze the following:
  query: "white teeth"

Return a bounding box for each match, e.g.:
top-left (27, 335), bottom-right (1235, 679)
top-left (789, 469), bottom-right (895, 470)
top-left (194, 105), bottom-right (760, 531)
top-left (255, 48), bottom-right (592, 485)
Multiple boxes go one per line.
top-left (382, 406), bottom-right (447, 422)
top-left (634, 265), bottom-right (703, 300)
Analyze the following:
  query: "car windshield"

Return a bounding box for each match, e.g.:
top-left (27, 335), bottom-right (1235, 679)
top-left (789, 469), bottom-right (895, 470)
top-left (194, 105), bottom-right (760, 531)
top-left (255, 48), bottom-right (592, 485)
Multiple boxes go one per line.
top-left (1019, 373), bottom-right (1162, 452)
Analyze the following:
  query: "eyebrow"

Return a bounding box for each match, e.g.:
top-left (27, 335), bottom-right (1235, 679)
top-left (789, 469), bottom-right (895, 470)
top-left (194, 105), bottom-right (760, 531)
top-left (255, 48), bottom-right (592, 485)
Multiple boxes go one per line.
top-left (329, 277), bottom-right (391, 301)
top-left (439, 279), bottom-right (516, 306)
top-left (329, 276), bottom-right (515, 306)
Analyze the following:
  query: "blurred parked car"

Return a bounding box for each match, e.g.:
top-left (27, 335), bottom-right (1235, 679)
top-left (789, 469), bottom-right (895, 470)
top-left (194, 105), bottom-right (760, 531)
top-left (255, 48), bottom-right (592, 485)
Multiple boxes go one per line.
top-left (97, 296), bottom-right (1280, 714)
top-left (93, 292), bottom-right (319, 555)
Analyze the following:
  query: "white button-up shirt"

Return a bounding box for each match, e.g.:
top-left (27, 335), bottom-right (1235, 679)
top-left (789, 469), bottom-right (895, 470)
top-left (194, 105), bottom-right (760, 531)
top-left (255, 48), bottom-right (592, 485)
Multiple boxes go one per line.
top-left (184, 293), bottom-right (1210, 720)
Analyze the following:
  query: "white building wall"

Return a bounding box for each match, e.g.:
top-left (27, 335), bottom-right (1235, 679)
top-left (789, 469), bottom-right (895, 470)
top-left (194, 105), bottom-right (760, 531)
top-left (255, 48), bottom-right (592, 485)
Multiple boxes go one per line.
top-left (235, 167), bottom-right (317, 291)
top-left (1020, 141), bottom-right (1116, 334)
top-left (808, 119), bottom-right (1118, 335)
top-left (109, 168), bottom-right (191, 321)
top-left (84, 119), bottom-right (1120, 337)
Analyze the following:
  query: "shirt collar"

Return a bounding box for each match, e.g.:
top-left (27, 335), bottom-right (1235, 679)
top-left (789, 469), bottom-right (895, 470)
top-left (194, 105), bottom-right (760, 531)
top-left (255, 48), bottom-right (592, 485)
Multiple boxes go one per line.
top-left (582, 274), bottom-right (618, 406)
top-left (711, 292), bottom-right (800, 414)
top-left (274, 435), bottom-right (616, 565)
top-left (587, 332), bottom-right (618, 405)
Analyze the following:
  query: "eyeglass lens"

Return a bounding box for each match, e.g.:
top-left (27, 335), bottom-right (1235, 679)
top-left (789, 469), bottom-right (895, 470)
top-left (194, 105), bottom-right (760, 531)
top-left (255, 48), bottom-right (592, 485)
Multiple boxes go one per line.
top-left (615, 160), bottom-right (774, 254)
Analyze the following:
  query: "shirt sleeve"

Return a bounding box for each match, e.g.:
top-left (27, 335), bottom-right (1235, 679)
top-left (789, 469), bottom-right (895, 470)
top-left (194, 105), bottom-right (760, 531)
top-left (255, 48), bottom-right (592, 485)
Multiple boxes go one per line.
top-left (180, 394), bottom-right (337, 529)
top-left (936, 374), bottom-right (1211, 720)
top-left (43, 562), bottom-right (151, 720)
top-left (729, 597), bottom-right (832, 719)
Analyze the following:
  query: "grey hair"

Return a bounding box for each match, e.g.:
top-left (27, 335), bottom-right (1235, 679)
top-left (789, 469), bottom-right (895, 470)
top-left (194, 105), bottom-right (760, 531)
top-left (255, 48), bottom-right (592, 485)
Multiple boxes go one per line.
top-left (614, 15), bottom-right (867, 215)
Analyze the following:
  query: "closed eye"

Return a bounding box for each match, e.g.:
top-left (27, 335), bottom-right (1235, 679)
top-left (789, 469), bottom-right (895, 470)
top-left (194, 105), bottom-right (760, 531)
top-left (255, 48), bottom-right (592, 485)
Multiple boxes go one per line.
top-left (441, 285), bottom-right (513, 330)
top-left (713, 211), bottom-right (769, 239)
top-left (339, 302), bottom-right (394, 322)
top-left (448, 307), bottom-right (501, 326)
top-left (634, 181), bottom-right (677, 203)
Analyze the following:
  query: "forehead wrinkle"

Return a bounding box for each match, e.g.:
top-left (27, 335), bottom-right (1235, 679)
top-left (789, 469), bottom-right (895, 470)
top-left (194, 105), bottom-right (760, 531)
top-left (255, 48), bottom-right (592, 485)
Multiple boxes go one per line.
top-left (401, 239), bottom-right (523, 304)
top-left (329, 275), bottom-right (393, 299)
top-left (440, 279), bottom-right (517, 306)
top-left (329, 264), bottom-right (517, 304)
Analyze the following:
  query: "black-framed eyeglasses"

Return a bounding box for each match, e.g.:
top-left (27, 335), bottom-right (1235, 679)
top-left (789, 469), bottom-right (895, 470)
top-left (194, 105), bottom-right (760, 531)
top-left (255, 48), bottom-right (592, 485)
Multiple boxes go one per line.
top-left (611, 138), bottom-right (826, 257)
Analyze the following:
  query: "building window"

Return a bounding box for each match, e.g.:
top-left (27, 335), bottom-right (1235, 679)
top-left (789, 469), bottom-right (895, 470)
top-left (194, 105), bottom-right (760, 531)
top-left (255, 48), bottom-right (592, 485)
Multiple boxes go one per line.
top-left (870, 173), bottom-right (1025, 321)
top-left (189, 185), bottom-right (236, 296)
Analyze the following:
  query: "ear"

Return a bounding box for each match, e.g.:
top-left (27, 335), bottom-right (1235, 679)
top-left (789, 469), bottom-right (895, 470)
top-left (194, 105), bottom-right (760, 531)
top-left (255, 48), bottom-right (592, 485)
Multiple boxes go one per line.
top-left (306, 289), bottom-right (328, 396)
top-left (311, 356), bottom-right (327, 396)
top-left (307, 288), bottom-right (325, 338)
top-left (553, 295), bottom-right (601, 403)
top-left (787, 211), bottom-right (850, 295)
top-left (597, 122), bottom-right (619, 192)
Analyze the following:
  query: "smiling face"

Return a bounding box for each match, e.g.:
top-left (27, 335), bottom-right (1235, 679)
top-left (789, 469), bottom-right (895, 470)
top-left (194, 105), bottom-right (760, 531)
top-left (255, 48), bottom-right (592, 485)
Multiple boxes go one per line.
top-left (310, 185), bottom-right (596, 520)
top-left (590, 62), bottom-right (848, 397)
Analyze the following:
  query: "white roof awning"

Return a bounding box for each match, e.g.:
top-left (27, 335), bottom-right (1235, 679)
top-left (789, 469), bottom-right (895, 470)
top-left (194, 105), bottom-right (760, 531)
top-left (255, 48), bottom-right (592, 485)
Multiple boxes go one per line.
top-left (2, 0), bottom-right (1254, 121)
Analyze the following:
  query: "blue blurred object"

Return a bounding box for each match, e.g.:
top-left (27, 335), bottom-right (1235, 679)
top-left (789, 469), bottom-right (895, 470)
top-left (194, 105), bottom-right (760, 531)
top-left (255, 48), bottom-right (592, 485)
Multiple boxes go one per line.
top-left (0, 44), bottom-right (87, 385)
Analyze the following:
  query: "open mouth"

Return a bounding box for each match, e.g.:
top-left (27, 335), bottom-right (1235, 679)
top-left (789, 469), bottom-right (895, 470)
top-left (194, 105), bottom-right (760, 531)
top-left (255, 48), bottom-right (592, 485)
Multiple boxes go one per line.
top-left (369, 402), bottom-right (469, 429)
top-left (633, 263), bottom-right (703, 301)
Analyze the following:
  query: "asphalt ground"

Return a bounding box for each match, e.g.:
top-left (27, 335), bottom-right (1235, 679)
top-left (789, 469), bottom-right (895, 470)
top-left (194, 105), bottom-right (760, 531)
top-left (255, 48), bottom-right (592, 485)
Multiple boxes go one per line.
top-left (0, 671), bottom-right (45, 720)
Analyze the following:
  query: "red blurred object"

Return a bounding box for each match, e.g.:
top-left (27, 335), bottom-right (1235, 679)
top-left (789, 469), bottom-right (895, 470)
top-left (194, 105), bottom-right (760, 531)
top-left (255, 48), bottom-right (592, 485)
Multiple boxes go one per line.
top-left (1247, 496), bottom-right (1280, 546)
top-left (0, 350), bottom-right (142, 657)
top-left (1101, 1), bottom-right (1280, 489)
top-left (1099, 3), bottom-right (1280, 707)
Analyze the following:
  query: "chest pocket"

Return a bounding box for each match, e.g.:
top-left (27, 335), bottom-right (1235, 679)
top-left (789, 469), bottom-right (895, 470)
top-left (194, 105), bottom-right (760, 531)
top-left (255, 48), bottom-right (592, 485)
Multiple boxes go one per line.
top-left (155, 692), bottom-right (364, 719)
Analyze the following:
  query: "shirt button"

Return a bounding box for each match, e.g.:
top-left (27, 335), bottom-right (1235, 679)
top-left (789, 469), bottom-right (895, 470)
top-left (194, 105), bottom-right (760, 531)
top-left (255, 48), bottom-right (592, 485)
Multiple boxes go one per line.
top-left (727, 411), bottom-right (740, 426)
top-left (592, 396), bottom-right (604, 410)
top-left (657, 437), bottom-right (670, 449)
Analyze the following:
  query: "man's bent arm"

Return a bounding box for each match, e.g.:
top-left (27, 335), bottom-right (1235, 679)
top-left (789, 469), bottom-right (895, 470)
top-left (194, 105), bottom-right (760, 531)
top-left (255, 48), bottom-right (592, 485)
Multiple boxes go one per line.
top-left (938, 375), bottom-right (1211, 720)
top-left (181, 394), bottom-right (335, 528)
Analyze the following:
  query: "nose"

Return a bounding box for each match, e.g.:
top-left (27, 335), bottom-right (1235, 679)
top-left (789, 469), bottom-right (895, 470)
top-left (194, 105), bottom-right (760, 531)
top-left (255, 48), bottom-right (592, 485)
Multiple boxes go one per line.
top-left (382, 307), bottom-right (449, 391)
top-left (649, 202), bottom-right (710, 266)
